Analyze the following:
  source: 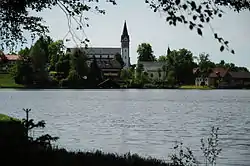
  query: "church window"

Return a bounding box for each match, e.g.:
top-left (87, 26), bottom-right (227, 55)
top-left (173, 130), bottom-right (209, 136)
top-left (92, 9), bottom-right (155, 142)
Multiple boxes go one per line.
top-left (125, 56), bottom-right (126, 59)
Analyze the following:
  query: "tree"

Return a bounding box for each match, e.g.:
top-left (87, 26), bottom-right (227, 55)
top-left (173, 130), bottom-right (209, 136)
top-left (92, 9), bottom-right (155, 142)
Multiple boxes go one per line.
top-left (120, 68), bottom-right (133, 80)
top-left (70, 49), bottom-right (89, 78)
top-left (167, 70), bottom-right (176, 87)
top-left (166, 48), bottom-right (196, 84)
top-left (55, 53), bottom-right (71, 78)
top-left (48, 40), bottom-right (64, 71)
top-left (162, 64), bottom-right (168, 80)
top-left (137, 43), bottom-right (156, 61)
top-left (158, 55), bottom-right (168, 62)
top-left (114, 53), bottom-right (124, 67)
top-left (18, 47), bottom-right (30, 58)
top-left (29, 38), bottom-right (48, 84)
top-left (10, 59), bottom-right (33, 85)
top-left (88, 57), bottom-right (102, 86)
top-left (136, 63), bottom-right (144, 79)
top-left (196, 53), bottom-right (216, 77)
top-left (1, 1), bottom-right (249, 52)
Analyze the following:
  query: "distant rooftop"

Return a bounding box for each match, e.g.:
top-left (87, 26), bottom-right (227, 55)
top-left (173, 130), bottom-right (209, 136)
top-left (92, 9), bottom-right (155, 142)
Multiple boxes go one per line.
top-left (67, 47), bottom-right (121, 55)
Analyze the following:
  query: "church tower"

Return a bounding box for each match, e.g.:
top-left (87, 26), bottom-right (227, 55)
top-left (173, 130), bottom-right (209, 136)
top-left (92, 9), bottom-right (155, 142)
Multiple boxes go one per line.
top-left (121, 21), bottom-right (130, 68)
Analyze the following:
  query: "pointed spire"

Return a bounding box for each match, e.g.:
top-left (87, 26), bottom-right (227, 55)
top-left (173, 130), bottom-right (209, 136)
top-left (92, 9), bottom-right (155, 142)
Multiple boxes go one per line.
top-left (167, 45), bottom-right (171, 55)
top-left (122, 21), bottom-right (128, 36)
top-left (121, 20), bottom-right (129, 42)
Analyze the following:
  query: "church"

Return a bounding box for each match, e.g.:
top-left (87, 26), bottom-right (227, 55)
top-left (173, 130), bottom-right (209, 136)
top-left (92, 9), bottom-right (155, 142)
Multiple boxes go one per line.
top-left (66, 21), bottom-right (131, 69)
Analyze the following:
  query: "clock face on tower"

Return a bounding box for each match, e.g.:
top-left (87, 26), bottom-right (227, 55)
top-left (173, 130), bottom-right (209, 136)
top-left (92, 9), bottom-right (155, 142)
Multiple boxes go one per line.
top-left (123, 37), bottom-right (128, 42)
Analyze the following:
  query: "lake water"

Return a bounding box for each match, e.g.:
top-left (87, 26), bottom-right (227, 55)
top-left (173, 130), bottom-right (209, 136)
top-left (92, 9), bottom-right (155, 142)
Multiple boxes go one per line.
top-left (0, 89), bottom-right (249, 165)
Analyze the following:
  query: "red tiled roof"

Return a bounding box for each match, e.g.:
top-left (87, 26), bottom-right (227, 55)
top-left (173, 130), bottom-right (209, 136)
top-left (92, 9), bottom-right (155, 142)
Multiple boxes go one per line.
top-left (209, 67), bottom-right (229, 78)
top-left (5, 55), bottom-right (20, 61)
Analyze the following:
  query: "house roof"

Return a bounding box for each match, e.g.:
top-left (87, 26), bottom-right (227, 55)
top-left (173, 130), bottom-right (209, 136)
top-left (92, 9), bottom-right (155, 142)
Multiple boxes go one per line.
top-left (5, 55), bottom-right (20, 61)
top-left (208, 67), bottom-right (229, 78)
top-left (94, 59), bottom-right (122, 69)
top-left (67, 47), bottom-right (121, 56)
top-left (137, 61), bottom-right (166, 71)
top-left (229, 71), bottom-right (250, 79)
top-left (0, 54), bottom-right (20, 62)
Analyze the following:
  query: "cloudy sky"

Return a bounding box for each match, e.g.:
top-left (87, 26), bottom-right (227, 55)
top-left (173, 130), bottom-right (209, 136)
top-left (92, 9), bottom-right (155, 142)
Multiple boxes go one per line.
top-left (22, 0), bottom-right (250, 68)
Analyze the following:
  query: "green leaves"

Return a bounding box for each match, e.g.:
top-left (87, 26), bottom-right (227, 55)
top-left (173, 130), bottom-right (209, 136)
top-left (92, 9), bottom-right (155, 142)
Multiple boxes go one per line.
top-left (220, 46), bottom-right (224, 52)
top-left (197, 28), bottom-right (202, 36)
top-left (175, 0), bottom-right (181, 5)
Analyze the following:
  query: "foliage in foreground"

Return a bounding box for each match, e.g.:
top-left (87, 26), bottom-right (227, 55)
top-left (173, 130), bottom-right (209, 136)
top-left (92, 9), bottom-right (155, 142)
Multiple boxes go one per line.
top-left (0, 109), bottom-right (222, 166)
top-left (1, 0), bottom-right (250, 53)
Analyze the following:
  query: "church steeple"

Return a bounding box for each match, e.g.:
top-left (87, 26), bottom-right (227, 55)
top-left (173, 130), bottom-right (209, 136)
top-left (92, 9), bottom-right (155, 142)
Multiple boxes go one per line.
top-left (121, 21), bottom-right (129, 42)
top-left (167, 45), bottom-right (171, 55)
top-left (120, 21), bottom-right (130, 69)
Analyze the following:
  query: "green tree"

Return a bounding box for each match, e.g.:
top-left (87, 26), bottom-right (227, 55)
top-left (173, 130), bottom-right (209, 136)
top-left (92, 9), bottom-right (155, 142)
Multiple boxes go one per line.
top-left (29, 39), bottom-right (48, 84)
top-left (88, 57), bottom-right (102, 86)
top-left (167, 70), bottom-right (176, 87)
top-left (166, 48), bottom-right (196, 85)
top-left (48, 40), bottom-right (64, 71)
top-left (55, 53), bottom-right (71, 78)
top-left (114, 53), bottom-right (124, 68)
top-left (195, 53), bottom-right (216, 77)
top-left (136, 63), bottom-right (144, 78)
top-left (162, 64), bottom-right (168, 80)
top-left (137, 43), bottom-right (156, 62)
top-left (18, 47), bottom-right (30, 57)
top-left (120, 68), bottom-right (133, 80)
top-left (10, 59), bottom-right (33, 85)
top-left (70, 49), bottom-right (89, 78)
top-left (158, 55), bottom-right (168, 62)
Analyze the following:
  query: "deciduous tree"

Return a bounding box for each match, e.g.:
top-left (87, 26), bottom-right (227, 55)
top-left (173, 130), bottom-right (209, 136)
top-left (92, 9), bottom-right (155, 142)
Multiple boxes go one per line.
top-left (137, 43), bottom-right (156, 61)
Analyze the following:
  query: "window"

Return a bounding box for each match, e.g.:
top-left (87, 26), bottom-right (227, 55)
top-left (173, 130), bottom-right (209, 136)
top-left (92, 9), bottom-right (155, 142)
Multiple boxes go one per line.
top-left (125, 56), bottom-right (126, 59)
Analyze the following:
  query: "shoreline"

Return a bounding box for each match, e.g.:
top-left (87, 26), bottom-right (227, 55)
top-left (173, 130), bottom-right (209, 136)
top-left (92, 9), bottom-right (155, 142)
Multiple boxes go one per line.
top-left (0, 86), bottom-right (249, 90)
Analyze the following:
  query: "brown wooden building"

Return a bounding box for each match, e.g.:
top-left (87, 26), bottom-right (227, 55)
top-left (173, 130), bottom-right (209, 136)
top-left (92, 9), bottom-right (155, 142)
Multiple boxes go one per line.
top-left (194, 67), bottom-right (250, 88)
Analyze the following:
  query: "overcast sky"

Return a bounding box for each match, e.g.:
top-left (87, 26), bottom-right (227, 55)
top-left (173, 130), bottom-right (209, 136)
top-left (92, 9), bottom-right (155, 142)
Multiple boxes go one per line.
top-left (20, 0), bottom-right (250, 69)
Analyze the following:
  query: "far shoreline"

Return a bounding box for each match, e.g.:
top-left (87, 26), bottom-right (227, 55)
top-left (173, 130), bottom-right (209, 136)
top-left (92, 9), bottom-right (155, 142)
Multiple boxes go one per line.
top-left (0, 86), bottom-right (249, 90)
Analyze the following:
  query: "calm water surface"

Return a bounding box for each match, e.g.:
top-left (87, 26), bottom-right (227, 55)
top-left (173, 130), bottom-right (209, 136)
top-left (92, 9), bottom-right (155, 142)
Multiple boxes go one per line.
top-left (0, 89), bottom-right (249, 166)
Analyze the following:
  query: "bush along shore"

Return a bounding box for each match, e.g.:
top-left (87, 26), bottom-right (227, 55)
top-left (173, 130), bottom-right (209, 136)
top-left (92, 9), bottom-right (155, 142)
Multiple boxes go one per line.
top-left (1, 109), bottom-right (222, 166)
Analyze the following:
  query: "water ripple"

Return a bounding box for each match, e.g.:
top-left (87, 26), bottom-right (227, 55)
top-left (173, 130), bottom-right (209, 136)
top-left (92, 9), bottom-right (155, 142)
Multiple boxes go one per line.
top-left (0, 89), bottom-right (250, 166)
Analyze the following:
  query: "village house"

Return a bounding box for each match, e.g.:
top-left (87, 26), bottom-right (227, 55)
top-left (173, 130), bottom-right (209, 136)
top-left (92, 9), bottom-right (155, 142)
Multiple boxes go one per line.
top-left (95, 58), bottom-right (122, 80)
top-left (136, 61), bottom-right (167, 80)
top-left (194, 67), bottom-right (250, 88)
top-left (0, 51), bottom-right (20, 72)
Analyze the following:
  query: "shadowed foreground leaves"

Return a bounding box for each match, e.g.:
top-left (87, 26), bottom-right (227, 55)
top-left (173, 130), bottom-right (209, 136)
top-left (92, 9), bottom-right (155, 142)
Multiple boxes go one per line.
top-left (1, 0), bottom-right (250, 52)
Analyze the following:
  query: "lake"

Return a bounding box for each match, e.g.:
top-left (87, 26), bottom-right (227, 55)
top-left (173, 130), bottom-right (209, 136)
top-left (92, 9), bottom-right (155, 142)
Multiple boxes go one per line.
top-left (0, 89), bottom-right (249, 165)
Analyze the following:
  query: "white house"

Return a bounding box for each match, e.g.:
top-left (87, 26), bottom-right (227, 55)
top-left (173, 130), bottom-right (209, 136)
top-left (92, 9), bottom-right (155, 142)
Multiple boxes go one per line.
top-left (136, 61), bottom-right (167, 80)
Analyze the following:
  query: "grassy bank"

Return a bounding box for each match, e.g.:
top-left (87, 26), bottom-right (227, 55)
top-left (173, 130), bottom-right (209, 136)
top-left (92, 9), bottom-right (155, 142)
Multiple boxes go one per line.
top-left (0, 114), bottom-right (19, 121)
top-left (179, 85), bottom-right (213, 90)
top-left (0, 114), bottom-right (173, 166)
top-left (0, 73), bottom-right (24, 88)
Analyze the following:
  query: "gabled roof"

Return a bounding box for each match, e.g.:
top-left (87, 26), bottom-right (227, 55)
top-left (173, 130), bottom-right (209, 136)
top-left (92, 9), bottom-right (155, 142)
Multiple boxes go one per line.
top-left (229, 71), bottom-right (250, 79)
top-left (0, 54), bottom-right (20, 62)
top-left (208, 67), bottom-right (229, 78)
top-left (95, 59), bottom-right (122, 69)
top-left (5, 55), bottom-right (20, 61)
top-left (137, 61), bottom-right (166, 71)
